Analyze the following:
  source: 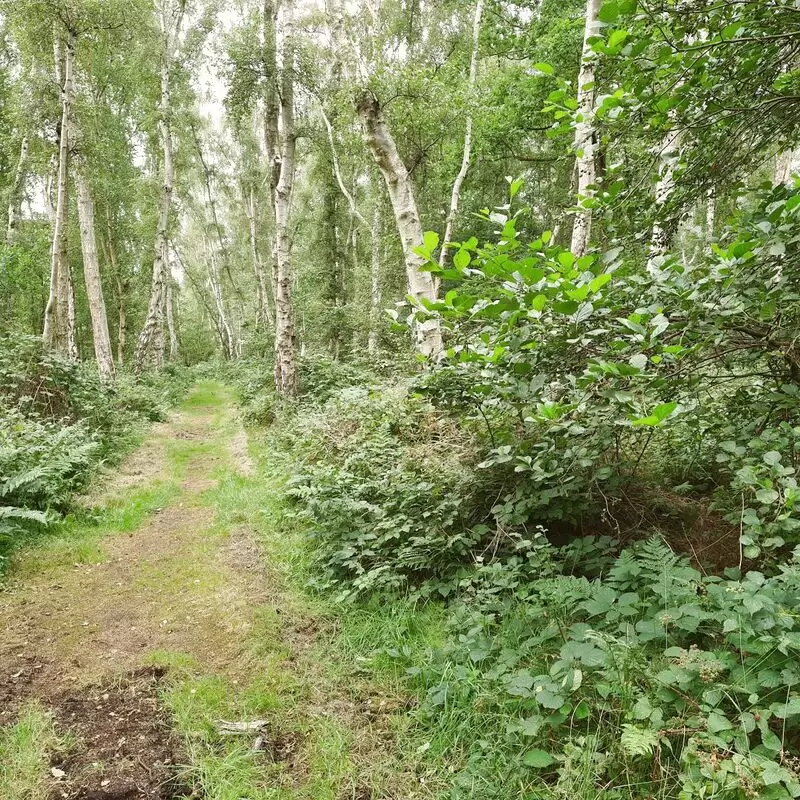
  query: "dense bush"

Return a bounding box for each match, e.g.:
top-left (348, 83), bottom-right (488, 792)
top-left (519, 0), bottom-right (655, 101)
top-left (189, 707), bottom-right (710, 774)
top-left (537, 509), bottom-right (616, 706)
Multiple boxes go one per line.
top-left (285, 385), bottom-right (492, 599)
top-left (268, 185), bottom-right (800, 799)
top-left (0, 335), bottom-right (189, 567)
top-left (406, 536), bottom-right (800, 799)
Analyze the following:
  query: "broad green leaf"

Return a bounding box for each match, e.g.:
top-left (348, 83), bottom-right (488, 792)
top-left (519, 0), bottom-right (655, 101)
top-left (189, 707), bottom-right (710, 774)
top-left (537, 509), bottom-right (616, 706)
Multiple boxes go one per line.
top-left (557, 251), bottom-right (576, 269)
top-left (453, 248), bottom-right (471, 269)
top-left (423, 231), bottom-right (439, 253)
top-left (631, 402), bottom-right (678, 427)
top-left (523, 749), bottom-right (555, 768)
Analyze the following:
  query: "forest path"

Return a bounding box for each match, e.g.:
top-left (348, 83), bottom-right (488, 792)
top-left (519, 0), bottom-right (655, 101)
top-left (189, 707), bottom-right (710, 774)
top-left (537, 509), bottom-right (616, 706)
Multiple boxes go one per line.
top-left (0, 382), bottom-right (350, 800)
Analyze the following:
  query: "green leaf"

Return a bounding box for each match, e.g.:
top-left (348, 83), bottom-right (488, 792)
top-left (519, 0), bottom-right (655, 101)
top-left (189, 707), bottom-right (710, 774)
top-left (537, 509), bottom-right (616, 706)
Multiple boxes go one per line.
top-left (557, 251), bottom-right (576, 269)
top-left (631, 402), bottom-right (678, 427)
top-left (536, 688), bottom-right (565, 709)
top-left (423, 231), bottom-right (439, 253)
top-left (608, 29), bottom-right (628, 47)
top-left (453, 248), bottom-right (471, 269)
top-left (598, 1), bottom-right (619, 23)
top-left (553, 300), bottom-right (579, 315)
top-left (523, 749), bottom-right (555, 768)
top-left (531, 294), bottom-right (547, 312)
top-left (707, 711), bottom-right (733, 734)
top-left (534, 62), bottom-right (554, 75)
top-left (590, 273), bottom-right (611, 293)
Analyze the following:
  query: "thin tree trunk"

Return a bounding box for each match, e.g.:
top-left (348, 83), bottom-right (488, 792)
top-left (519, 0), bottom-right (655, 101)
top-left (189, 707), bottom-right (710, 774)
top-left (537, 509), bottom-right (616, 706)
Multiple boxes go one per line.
top-left (134, 2), bottom-right (183, 372)
top-left (115, 274), bottom-right (127, 365)
top-left (273, 1), bottom-right (298, 396)
top-left (244, 184), bottom-right (272, 327)
top-left (368, 196), bottom-right (382, 353)
top-left (647, 127), bottom-right (683, 272)
top-left (43, 28), bottom-right (78, 359)
top-left (440, 0), bottom-right (483, 269)
top-left (191, 124), bottom-right (242, 299)
top-left (166, 275), bottom-right (178, 361)
top-left (355, 91), bottom-right (442, 357)
top-left (262, 0), bottom-right (281, 342)
top-left (570, 0), bottom-right (602, 257)
top-left (775, 147), bottom-right (799, 184)
top-left (104, 213), bottom-right (127, 365)
top-left (205, 234), bottom-right (235, 359)
top-left (75, 168), bottom-right (115, 381)
top-left (7, 136), bottom-right (29, 244)
top-left (705, 186), bottom-right (715, 243)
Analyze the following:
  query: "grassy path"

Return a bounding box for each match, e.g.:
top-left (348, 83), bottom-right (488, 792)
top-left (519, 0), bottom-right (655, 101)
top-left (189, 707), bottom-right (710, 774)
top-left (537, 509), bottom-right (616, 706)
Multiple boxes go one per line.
top-left (0, 381), bottom-right (428, 800)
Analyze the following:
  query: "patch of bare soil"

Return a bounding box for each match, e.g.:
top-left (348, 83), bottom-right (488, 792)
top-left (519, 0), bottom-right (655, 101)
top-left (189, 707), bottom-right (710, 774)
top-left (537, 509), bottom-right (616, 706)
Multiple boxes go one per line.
top-left (0, 406), bottom-right (273, 788)
top-left (228, 428), bottom-right (255, 477)
top-left (80, 422), bottom-right (172, 506)
top-left (49, 667), bottom-right (190, 800)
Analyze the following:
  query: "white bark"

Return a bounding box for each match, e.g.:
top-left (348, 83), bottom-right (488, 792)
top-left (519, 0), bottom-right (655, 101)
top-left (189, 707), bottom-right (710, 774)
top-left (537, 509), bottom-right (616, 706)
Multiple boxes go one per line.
top-left (570, 0), bottom-right (602, 257)
top-left (205, 234), bottom-right (235, 359)
top-left (775, 147), bottom-right (799, 185)
top-left (75, 168), bottom-right (115, 381)
top-left (647, 127), bottom-right (683, 273)
top-left (244, 184), bottom-right (272, 327)
top-left (320, 107), bottom-right (384, 351)
top-left (368, 196), bottom-right (382, 353)
top-left (440, 0), bottom-right (483, 269)
top-left (43, 29), bottom-right (78, 359)
top-left (356, 91), bottom-right (442, 357)
top-left (705, 186), bottom-right (715, 243)
top-left (327, 0), bottom-right (441, 357)
top-left (166, 272), bottom-right (179, 361)
top-left (272, 1), bottom-right (298, 396)
top-left (134, 1), bottom-right (184, 371)
top-left (7, 136), bottom-right (29, 244)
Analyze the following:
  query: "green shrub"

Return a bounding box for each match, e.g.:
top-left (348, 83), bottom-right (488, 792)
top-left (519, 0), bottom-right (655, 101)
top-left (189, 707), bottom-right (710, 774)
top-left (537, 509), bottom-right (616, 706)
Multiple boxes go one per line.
top-left (284, 385), bottom-right (502, 599)
top-left (0, 336), bottom-right (189, 566)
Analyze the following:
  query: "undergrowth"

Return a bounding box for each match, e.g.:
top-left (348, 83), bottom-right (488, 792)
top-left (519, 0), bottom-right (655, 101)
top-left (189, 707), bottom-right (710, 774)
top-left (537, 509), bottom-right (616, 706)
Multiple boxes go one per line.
top-left (0, 334), bottom-right (190, 570)
top-left (231, 180), bottom-right (800, 800)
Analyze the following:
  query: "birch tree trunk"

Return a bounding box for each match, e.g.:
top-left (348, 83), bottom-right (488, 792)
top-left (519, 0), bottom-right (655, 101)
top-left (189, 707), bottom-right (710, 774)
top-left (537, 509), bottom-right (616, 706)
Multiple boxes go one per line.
top-left (6, 136), bottom-right (29, 245)
top-left (440, 0), bottom-right (483, 269)
top-left (570, 0), bottom-right (602, 257)
top-left (205, 234), bottom-right (235, 359)
top-left (646, 127), bottom-right (683, 273)
top-left (134, 1), bottom-right (183, 372)
top-left (705, 187), bottom-right (716, 244)
top-left (775, 147), bottom-right (799, 185)
top-left (272, 0), bottom-right (298, 396)
top-left (244, 184), bottom-right (272, 327)
top-left (75, 168), bottom-right (115, 381)
top-left (261, 0), bottom-right (281, 333)
top-left (355, 91), bottom-right (442, 357)
top-left (115, 275), bottom-right (127, 364)
top-left (368, 195), bottom-right (382, 353)
top-left (43, 29), bottom-right (78, 359)
top-left (104, 214), bottom-right (127, 365)
top-left (166, 276), bottom-right (179, 361)
top-left (320, 107), bottom-right (383, 353)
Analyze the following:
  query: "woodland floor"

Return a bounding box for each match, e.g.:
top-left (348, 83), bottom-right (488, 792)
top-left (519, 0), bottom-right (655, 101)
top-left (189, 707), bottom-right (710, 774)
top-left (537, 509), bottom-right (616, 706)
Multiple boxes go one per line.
top-left (0, 382), bottom-right (429, 800)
